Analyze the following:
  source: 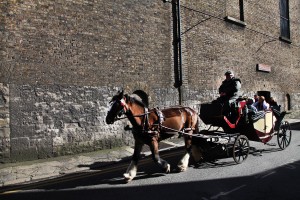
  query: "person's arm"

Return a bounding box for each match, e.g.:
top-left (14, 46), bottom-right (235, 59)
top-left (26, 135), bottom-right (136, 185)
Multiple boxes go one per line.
top-left (264, 102), bottom-right (270, 109)
top-left (253, 101), bottom-right (258, 108)
top-left (228, 79), bottom-right (241, 96)
top-left (235, 80), bottom-right (241, 92)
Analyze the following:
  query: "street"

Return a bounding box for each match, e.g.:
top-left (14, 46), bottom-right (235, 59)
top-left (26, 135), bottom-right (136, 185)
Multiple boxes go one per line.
top-left (1, 123), bottom-right (300, 200)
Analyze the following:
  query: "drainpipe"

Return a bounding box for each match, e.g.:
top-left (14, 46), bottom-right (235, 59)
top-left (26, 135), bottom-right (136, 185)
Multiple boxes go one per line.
top-left (171, 0), bottom-right (183, 105)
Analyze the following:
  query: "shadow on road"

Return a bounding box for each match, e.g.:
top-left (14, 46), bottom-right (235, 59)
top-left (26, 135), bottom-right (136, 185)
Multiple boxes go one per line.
top-left (1, 158), bottom-right (300, 200)
top-left (290, 122), bottom-right (300, 130)
top-left (1, 122), bottom-right (299, 199)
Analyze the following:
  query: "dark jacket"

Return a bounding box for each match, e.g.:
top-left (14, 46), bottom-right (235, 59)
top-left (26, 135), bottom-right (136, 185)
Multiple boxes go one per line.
top-left (218, 78), bottom-right (241, 99)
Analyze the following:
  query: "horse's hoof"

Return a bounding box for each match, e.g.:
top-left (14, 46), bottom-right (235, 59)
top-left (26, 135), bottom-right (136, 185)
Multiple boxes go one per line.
top-left (123, 173), bottom-right (133, 183)
top-left (176, 165), bottom-right (187, 172)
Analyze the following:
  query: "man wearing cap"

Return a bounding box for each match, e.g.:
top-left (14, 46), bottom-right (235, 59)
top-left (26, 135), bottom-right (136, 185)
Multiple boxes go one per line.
top-left (218, 70), bottom-right (241, 104)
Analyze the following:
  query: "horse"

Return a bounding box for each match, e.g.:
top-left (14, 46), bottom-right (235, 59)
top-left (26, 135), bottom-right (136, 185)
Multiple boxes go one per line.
top-left (106, 90), bottom-right (200, 182)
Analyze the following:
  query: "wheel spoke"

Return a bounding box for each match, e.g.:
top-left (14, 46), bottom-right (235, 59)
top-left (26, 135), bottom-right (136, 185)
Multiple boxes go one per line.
top-left (284, 135), bottom-right (290, 145)
top-left (282, 138), bottom-right (286, 148)
top-left (233, 135), bottom-right (249, 164)
top-left (277, 121), bottom-right (292, 150)
top-left (242, 154), bottom-right (247, 159)
top-left (281, 138), bottom-right (285, 147)
top-left (243, 147), bottom-right (249, 152)
top-left (242, 139), bottom-right (247, 147)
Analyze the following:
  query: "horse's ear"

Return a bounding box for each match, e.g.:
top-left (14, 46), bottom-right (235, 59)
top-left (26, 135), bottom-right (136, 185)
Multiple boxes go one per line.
top-left (118, 90), bottom-right (124, 99)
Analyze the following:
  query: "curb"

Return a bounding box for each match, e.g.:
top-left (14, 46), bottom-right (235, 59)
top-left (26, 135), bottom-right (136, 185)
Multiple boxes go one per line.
top-left (0, 146), bottom-right (133, 187)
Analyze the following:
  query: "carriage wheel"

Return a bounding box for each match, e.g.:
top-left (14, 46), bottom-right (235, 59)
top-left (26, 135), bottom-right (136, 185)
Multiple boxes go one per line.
top-left (277, 121), bottom-right (292, 150)
top-left (233, 135), bottom-right (250, 164)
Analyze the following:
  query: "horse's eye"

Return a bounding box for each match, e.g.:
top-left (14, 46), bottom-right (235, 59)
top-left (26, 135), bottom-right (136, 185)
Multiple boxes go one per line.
top-left (109, 101), bottom-right (115, 106)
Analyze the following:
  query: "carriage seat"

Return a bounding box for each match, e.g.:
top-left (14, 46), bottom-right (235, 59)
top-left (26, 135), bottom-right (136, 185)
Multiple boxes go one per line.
top-left (199, 100), bottom-right (246, 126)
top-left (199, 103), bottom-right (223, 125)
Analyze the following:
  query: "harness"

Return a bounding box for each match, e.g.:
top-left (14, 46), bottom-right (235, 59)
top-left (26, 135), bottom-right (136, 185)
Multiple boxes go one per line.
top-left (115, 97), bottom-right (195, 138)
top-left (143, 108), bottom-right (165, 137)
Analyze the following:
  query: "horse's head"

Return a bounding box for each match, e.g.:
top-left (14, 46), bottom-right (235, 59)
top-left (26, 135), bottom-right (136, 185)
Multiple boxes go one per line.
top-left (106, 90), bottom-right (128, 124)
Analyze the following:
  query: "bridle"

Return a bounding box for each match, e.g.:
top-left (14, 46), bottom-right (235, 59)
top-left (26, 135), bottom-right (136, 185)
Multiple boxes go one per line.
top-left (109, 97), bottom-right (150, 122)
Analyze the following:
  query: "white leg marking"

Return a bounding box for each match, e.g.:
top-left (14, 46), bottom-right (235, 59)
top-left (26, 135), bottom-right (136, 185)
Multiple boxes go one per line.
top-left (123, 161), bottom-right (137, 182)
top-left (164, 162), bottom-right (171, 173)
top-left (177, 153), bottom-right (190, 172)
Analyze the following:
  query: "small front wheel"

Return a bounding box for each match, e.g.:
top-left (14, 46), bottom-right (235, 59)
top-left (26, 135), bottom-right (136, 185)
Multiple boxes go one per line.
top-left (277, 121), bottom-right (292, 150)
top-left (233, 135), bottom-right (250, 164)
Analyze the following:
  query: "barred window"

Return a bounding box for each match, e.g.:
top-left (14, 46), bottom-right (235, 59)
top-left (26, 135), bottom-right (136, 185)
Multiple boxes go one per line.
top-left (279, 0), bottom-right (290, 40)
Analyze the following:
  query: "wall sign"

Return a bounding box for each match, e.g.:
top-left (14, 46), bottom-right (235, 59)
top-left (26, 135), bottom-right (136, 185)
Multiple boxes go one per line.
top-left (256, 64), bottom-right (271, 72)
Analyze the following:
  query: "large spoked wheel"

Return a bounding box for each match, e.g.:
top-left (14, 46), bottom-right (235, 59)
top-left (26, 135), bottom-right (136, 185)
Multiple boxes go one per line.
top-left (277, 121), bottom-right (292, 150)
top-left (233, 135), bottom-right (250, 164)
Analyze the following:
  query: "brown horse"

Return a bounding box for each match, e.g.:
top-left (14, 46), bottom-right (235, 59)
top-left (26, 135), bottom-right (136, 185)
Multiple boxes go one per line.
top-left (106, 90), bottom-right (199, 182)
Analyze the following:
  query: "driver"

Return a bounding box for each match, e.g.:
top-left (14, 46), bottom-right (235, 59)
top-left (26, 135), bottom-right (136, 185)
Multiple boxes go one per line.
top-left (218, 70), bottom-right (241, 104)
top-left (211, 70), bottom-right (241, 117)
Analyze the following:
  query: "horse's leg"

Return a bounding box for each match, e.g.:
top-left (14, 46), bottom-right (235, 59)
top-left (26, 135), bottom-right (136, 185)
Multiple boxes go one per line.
top-left (191, 137), bottom-right (204, 163)
top-left (150, 138), bottom-right (170, 173)
top-left (177, 133), bottom-right (192, 172)
top-left (191, 144), bottom-right (204, 163)
top-left (123, 140), bottom-right (143, 182)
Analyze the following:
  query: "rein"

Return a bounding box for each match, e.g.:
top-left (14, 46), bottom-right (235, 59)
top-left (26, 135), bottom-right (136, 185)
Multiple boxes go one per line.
top-left (114, 112), bottom-right (152, 121)
top-left (113, 100), bottom-right (195, 137)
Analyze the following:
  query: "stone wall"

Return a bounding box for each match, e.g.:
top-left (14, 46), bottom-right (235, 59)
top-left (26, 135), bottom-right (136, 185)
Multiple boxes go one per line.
top-left (8, 84), bottom-right (178, 162)
top-left (0, 84), bottom-right (10, 162)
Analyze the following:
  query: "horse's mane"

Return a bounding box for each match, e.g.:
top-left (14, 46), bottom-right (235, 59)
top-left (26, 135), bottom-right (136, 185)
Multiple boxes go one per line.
top-left (125, 90), bottom-right (149, 108)
top-left (132, 90), bottom-right (149, 107)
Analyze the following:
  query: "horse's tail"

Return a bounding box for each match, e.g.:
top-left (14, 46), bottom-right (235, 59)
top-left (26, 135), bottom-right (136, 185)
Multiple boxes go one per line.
top-left (189, 108), bottom-right (200, 135)
top-left (194, 114), bottom-right (201, 134)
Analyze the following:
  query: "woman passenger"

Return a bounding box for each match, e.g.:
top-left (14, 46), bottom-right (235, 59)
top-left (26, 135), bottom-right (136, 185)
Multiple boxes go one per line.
top-left (253, 96), bottom-right (269, 111)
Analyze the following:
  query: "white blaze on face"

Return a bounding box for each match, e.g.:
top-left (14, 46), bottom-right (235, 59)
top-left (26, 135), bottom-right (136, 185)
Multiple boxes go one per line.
top-left (120, 98), bottom-right (127, 112)
top-left (108, 100), bottom-right (116, 113)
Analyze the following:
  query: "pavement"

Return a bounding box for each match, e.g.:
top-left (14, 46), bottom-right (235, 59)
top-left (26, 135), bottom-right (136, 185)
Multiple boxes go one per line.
top-left (0, 118), bottom-right (299, 188)
top-left (0, 138), bottom-right (184, 187)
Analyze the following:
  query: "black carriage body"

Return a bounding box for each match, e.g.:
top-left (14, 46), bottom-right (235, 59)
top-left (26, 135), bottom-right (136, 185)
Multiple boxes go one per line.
top-left (196, 101), bottom-right (291, 164)
top-left (199, 102), bottom-right (281, 142)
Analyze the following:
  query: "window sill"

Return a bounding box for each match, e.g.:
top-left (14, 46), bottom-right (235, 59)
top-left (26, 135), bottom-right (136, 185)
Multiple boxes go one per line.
top-left (279, 36), bottom-right (292, 44)
top-left (224, 16), bottom-right (246, 27)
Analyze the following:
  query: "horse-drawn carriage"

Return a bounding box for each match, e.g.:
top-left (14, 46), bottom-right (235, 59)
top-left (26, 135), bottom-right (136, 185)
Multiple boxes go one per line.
top-left (194, 99), bottom-right (292, 164)
top-left (106, 91), bottom-right (292, 182)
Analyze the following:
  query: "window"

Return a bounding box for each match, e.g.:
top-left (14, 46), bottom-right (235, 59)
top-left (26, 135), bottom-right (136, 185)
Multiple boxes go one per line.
top-left (279, 0), bottom-right (291, 42)
top-left (286, 94), bottom-right (291, 110)
top-left (224, 0), bottom-right (246, 27)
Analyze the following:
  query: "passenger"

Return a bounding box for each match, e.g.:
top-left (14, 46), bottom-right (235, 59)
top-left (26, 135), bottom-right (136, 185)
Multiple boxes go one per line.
top-left (246, 97), bottom-right (257, 113)
top-left (269, 97), bottom-right (278, 107)
top-left (254, 94), bottom-right (259, 102)
top-left (253, 96), bottom-right (269, 111)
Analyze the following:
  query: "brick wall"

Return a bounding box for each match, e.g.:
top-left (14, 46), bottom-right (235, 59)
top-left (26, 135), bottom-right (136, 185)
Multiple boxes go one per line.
top-left (181, 0), bottom-right (300, 112)
top-left (0, 0), bottom-right (300, 162)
